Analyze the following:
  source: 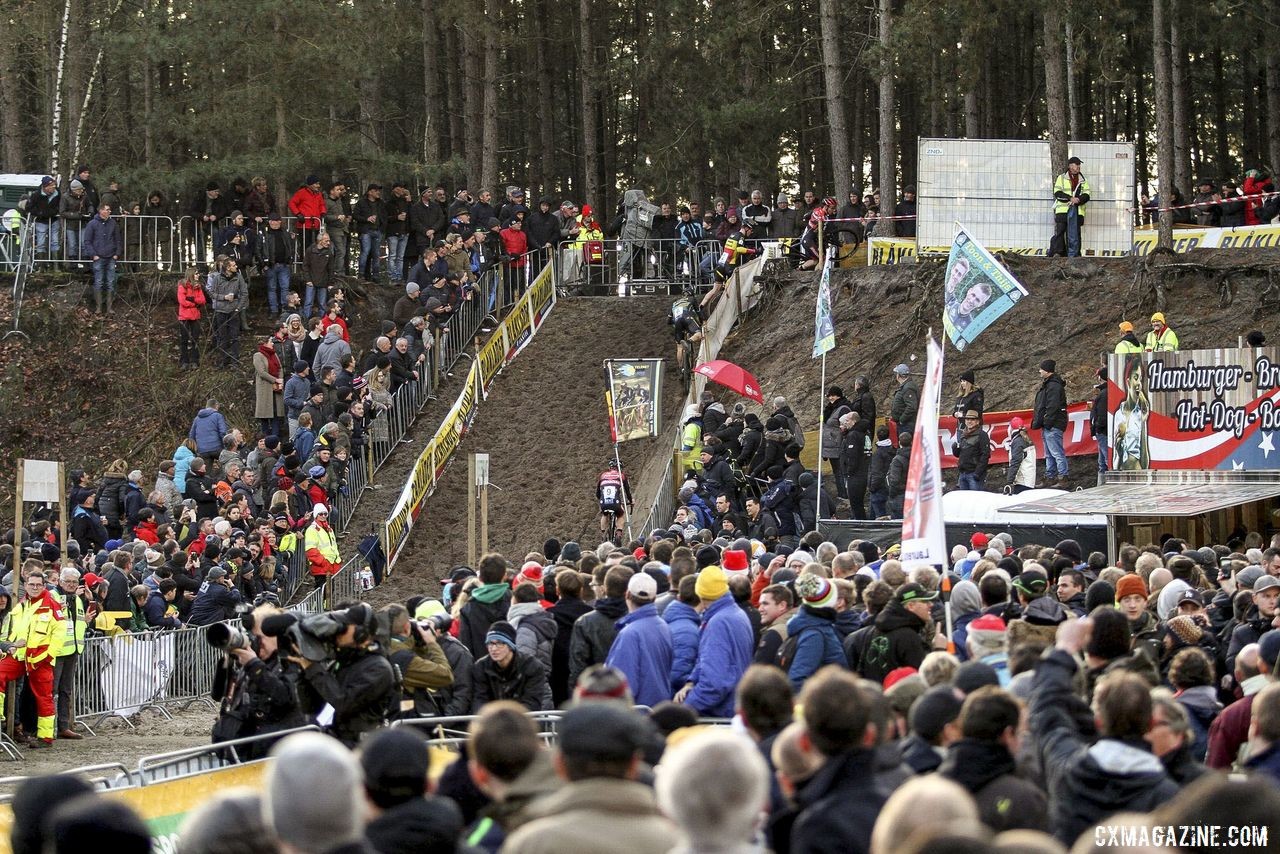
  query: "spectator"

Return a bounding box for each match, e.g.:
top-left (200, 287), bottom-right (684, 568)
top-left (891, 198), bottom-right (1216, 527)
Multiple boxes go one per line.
top-left (655, 730), bottom-right (770, 854)
top-left (186, 568), bottom-right (242, 626)
top-left (470, 619), bottom-right (549, 713)
top-left (1148, 687), bottom-right (1208, 785)
top-left (502, 704), bottom-right (678, 854)
top-left (895, 185), bottom-right (917, 238)
top-left (1031, 359), bottom-right (1068, 488)
top-left (360, 727), bottom-right (463, 854)
top-left (458, 553), bottom-right (512, 659)
top-left (889, 364), bottom-right (918, 440)
top-left (355, 183), bottom-right (386, 282)
top-left (288, 175), bottom-right (327, 250)
top-left (603, 572), bottom-right (673, 707)
top-left (82, 204), bottom-right (121, 314)
top-left (382, 604), bottom-right (453, 717)
top-left (569, 565), bottom-right (631, 686)
top-left (265, 732), bottom-right (366, 854)
top-left (951, 410), bottom-right (990, 491)
top-left (208, 257), bottom-right (248, 367)
top-left (177, 791), bottom-right (276, 854)
top-left (663, 574), bottom-right (702, 692)
top-left (464, 700), bottom-right (561, 851)
top-left (676, 565), bottom-right (753, 717)
top-left (859, 583), bottom-right (936, 684)
top-left (784, 573), bottom-right (847, 691)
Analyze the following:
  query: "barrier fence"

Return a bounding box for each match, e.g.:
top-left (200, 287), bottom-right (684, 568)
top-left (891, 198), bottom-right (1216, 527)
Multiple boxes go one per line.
top-left (553, 237), bottom-right (718, 296)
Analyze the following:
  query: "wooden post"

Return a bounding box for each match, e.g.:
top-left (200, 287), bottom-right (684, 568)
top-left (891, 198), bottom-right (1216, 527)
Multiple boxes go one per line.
top-left (467, 454), bottom-right (477, 567)
top-left (57, 461), bottom-right (67, 563)
top-left (480, 484), bottom-right (489, 555)
top-left (13, 459), bottom-right (24, 577)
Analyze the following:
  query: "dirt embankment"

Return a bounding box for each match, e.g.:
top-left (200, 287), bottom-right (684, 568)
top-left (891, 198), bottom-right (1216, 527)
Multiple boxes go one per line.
top-left (372, 296), bottom-right (682, 604)
top-left (715, 249), bottom-right (1280, 485)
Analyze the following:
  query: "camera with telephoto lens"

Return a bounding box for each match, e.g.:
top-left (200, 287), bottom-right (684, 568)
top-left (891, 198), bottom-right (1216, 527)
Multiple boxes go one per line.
top-left (418, 613), bottom-right (453, 635)
top-left (260, 610), bottom-right (349, 662)
top-left (206, 622), bottom-right (252, 651)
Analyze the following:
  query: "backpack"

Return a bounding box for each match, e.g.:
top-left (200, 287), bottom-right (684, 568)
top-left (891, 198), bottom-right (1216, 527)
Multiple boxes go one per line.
top-left (777, 625), bottom-right (816, 673)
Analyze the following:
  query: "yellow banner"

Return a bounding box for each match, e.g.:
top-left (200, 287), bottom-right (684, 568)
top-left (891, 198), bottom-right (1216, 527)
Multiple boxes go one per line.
top-left (869, 237), bottom-right (917, 265)
top-left (1217, 223), bottom-right (1280, 249)
top-left (1129, 229), bottom-right (1213, 256)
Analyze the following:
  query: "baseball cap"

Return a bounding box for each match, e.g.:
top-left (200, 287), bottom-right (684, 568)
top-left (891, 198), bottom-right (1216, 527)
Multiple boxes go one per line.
top-left (897, 583), bottom-right (938, 604)
top-left (558, 704), bottom-right (648, 761)
top-left (1176, 588), bottom-right (1205, 608)
top-left (1254, 576), bottom-right (1280, 594)
top-left (893, 364), bottom-right (910, 375)
top-left (1119, 321), bottom-right (1134, 333)
top-left (627, 572), bottom-right (657, 602)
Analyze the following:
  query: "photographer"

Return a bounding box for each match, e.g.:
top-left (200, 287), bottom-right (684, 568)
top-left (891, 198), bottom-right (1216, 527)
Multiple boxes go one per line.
top-left (413, 599), bottom-right (473, 715)
top-left (187, 567), bottom-right (244, 627)
top-left (294, 603), bottom-right (396, 746)
top-left (382, 604), bottom-right (454, 718)
top-left (210, 604), bottom-right (306, 759)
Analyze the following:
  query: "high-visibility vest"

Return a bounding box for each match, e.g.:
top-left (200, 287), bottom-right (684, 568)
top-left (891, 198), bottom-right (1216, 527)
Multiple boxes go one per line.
top-left (1144, 327), bottom-right (1179, 352)
top-left (304, 522), bottom-right (340, 572)
top-left (1053, 172), bottom-right (1091, 216)
top-left (1114, 340), bottom-right (1142, 354)
top-left (9, 598), bottom-right (67, 665)
top-left (55, 591), bottom-right (86, 656)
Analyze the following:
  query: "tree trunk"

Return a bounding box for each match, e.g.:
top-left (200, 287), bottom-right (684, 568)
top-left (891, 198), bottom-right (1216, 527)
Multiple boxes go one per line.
top-left (1153, 0), bottom-right (1175, 249)
top-left (50, 0), bottom-right (73, 176)
top-left (444, 23), bottom-right (465, 164)
top-left (480, 0), bottom-right (499, 192)
top-left (851, 79), bottom-right (865, 193)
top-left (532, 0), bottom-right (556, 196)
top-left (420, 0), bottom-right (441, 165)
top-left (1041, 1), bottom-right (1068, 168)
top-left (1211, 46), bottom-right (1229, 173)
top-left (462, 21), bottom-right (483, 184)
top-left (876, 0), bottom-right (896, 238)
top-left (818, 0), bottom-right (851, 204)
top-left (64, 0), bottom-right (87, 172)
top-left (1065, 18), bottom-right (1078, 139)
top-left (964, 90), bottom-right (979, 138)
top-left (1268, 18), bottom-right (1280, 173)
top-left (0, 11), bottom-right (24, 169)
top-left (578, 0), bottom-right (599, 206)
top-left (1169, 0), bottom-right (1190, 199)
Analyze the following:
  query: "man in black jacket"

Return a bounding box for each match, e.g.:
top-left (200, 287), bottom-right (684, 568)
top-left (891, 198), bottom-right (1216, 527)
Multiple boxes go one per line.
top-left (470, 620), bottom-right (548, 712)
top-left (1031, 359), bottom-right (1069, 487)
top-left (839, 413), bottom-right (871, 520)
top-left (362, 728), bottom-right (464, 853)
top-left (407, 187), bottom-right (447, 261)
top-left (867, 425), bottom-right (894, 519)
top-left (569, 566), bottom-right (631, 687)
top-left (951, 409), bottom-right (991, 491)
top-left (186, 567), bottom-right (244, 626)
top-left (458, 553), bottom-right (512, 658)
top-left (1091, 366), bottom-right (1108, 484)
top-left (859, 583), bottom-right (935, 684)
top-left (787, 668), bottom-right (887, 854)
top-left (300, 603), bottom-right (396, 746)
top-left (69, 489), bottom-right (109, 554)
top-left (1030, 616), bottom-right (1178, 844)
top-left (885, 433), bottom-right (911, 518)
top-left (354, 184), bottom-right (387, 282)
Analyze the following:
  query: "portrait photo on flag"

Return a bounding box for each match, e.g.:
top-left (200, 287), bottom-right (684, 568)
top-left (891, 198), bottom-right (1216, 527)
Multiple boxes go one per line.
top-left (942, 224), bottom-right (1029, 352)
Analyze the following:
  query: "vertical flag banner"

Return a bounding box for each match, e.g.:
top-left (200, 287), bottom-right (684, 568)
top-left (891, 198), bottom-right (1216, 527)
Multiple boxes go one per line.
top-left (605, 359), bottom-right (664, 442)
top-left (901, 334), bottom-right (948, 569)
top-left (812, 252), bottom-right (836, 358)
top-left (942, 223), bottom-right (1029, 352)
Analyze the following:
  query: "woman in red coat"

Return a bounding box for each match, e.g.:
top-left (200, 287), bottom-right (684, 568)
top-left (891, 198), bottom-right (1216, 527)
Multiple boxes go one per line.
top-left (288, 175), bottom-right (328, 249)
top-left (500, 218), bottom-right (530, 298)
top-left (177, 267), bottom-right (206, 368)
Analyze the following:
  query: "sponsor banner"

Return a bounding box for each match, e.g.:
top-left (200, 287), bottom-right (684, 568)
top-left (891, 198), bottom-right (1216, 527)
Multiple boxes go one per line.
top-left (1107, 346), bottom-right (1280, 471)
top-left (606, 359), bottom-right (664, 442)
top-left (901, 336), bottom-right (948, 569)
top-left (942, 225), bottom-right (1028, 352)
top-left (938, 402), bottom-right (1097, 469)
top-left (813, 252), bottom-right (836, 358)
top-left (868, 237), bottom-right (918, 265)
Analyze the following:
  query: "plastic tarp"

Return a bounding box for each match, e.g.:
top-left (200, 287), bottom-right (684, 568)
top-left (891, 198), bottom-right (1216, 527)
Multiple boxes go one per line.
top-left (998, 481), bottom-right (1280, 517)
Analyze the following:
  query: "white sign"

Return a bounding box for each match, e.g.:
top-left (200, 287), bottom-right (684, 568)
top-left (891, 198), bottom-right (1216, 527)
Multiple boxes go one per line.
top-left (20, 459), bottom-right (61, 503)
top-left (916, 138), bottom-right (1134, 256)
top-left (474, 453), bottom-right (490, 487)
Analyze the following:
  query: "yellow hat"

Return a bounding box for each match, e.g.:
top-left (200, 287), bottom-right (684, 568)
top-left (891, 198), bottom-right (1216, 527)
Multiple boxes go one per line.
top-left (1118, 321), bottom-right (1134, 333)
top-left (1151, 312), bottom-right (1165, 324)
top-left (694, 566), bottom-right (729, 601)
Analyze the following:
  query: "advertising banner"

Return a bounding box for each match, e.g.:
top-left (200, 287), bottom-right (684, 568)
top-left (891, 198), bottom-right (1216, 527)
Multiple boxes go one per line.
top-left (1107, 346), bottom-right (1280, 471)
top-left (901, 335), bottom-right (948, 568)
top-left (605, 359), bottom-right (664, 442)
top-left (942, 224), bottom-right (1028, 352)
top-left (937, 402), bottom-right (1097, 469)
top-left (812, 253), bottom-right (836, 358)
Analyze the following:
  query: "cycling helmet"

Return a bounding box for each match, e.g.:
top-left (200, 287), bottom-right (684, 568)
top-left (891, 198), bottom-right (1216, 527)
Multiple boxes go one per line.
top-left (822, 197), bottom-right (837, 209)
top-left (608, 459), bottom-right (619, 470)
top-left (740, 219), bottom-right (755, 230)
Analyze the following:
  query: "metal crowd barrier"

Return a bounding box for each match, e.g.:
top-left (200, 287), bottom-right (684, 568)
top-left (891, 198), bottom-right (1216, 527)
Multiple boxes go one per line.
top-left (23, 214), bottom-right (178, 270)
top-left (178, 214), bottom-right (349, 272)
top-left (553, 237), bottom-right (704, 296)
top-left (327, 444), bottom-right (372, 533)
top-left (637, 445), bottom-right (679, 537)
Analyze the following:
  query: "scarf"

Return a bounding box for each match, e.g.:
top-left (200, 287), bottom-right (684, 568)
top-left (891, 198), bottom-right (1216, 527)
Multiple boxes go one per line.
top-left (258, 342), bottom-right (281, 377)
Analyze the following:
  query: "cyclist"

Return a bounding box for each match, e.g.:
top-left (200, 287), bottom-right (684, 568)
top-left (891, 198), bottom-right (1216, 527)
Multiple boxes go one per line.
top-left (714, 218), bottom-right (757, 282)
top-left (798, 196), bottom-right (838, 270)
top-left (597, 460), bottom-right (632, 543)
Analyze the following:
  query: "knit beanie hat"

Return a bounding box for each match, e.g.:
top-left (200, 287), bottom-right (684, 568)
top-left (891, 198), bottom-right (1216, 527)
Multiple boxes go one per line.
top-left (695, 566), bottom-right (729, 602)
top-left (909, 686), bottom-right (964, 742)
top-left (485, 620), bottom-right (518, 651)
top-left (953, 661), bottom-right (1001, 694)
top-left (966, 614), bottom-right (1007, 657)
top-left (721, 549), bottom-right (750, 574)
top-left (1084, 580), bottom-right (1115, 614)
top-left (1166, 614), bottom-right (1203, 647)
top-left (513, 561), bottom-right (544, 592)
top-left (1115, 573), bottom-right (1148, 601)
top-left (695, 545), bottom-right (720, 569)
top-left (266, 733), bottom-right (364, 853)
top-left (796, 573), bottom-right (837, 610)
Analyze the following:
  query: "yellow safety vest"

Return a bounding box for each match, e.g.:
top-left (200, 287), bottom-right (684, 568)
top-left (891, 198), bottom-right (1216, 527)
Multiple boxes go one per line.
top-left (55, 591), bottom-right (86, 656)
top-left (304, 522), bottom-right (340, 563)
top-left (9, 598), bottom-right (67, 665)
top-left (1053, 172), bottom-right (1090, 216)
top-left (681, 421), bottom-right (704, 473)
top-left (1114, 340), bottom-right (1142, 354)
top-left (1144, 327), bottom-right (1179, 352)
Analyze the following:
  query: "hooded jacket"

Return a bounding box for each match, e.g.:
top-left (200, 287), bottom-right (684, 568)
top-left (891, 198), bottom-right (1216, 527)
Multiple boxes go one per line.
top-left (685, 593), bottom-right (754, 717)
top-left (605, 603), bottom-right (674, 707)
top-left (663, 599), bottom-right (701, 690)
top-left (313, 326), bottom-right (352, 375)
top-left (1030, 649), bottom-right (1179, 843)
top-left (458, 584), bottom-right (511, 658)
top-left (784, 607), bottom-right (847, 691)
top-left (860, 599), bottom-right (929, 683)
top-left (509, 601), bottom-right (557, 675)
top-left (790, 748), bottom-right (885, 854)
top-left (188, 407), bottom-right (229, 456)
top-left (938, 738), bottom-right (1049, 832)
top-left (885, 441), bottom-right (912, 499)
top-left (365, 796), bottom-right (463, 854)
top-left (1032, 373), bottom-right (1068, 431)
top-left (470, 650), bottom-right (548, 713)
top-left (568, 596), bottom-right (627, 687)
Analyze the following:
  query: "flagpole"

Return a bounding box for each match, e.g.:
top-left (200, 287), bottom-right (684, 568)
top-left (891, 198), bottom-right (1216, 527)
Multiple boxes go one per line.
top-left (816, 349), bottom-right (826, 524)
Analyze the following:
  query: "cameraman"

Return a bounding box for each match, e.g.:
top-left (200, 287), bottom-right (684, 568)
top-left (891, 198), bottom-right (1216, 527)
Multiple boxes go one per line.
top-left (383, 604), bottom-right (454, 718)
top-left (211, 604), bottom-right (306, 759)
top-left (413, 599), bottom-right (473, 716)
top-left (294, 603), bottom-right (395, 747)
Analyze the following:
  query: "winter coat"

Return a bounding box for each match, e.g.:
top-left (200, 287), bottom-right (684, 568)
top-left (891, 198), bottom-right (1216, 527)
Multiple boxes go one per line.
top-left (859, 599), bottom-right (929, 683)
top-left (82, 215), bottom-right (122, 258)
top-left (284, 374), bottom-right (310, 419)
top-left (173, 443), bottom-right (195, 493)
top-left (187, 580), bottom-right (244, 626)
top-left (569, 597), bottom-right (626, 687)
top-left (288, 186), bottom-right (326, 231)
top-left (663, 600), bottom-right (700, 690)
top-left (890, 380), bottom-right (920, 431)
top-left (458, 584), bottom-right (511, 658)
top-left (604, 604), bottom-right (674, 708)
top-left (886, 443), bottom-right (911, 499)
top-left (951, 427), bottom-right (991, 478)
top-left (549, 597), bottom-right (591, 705)
top-left (1176, 684), bottom-right (1221, 761)
top-left (750, 428), bottom-right (792, 478)
top-left (953, 387), bottom-right (985, 419)
top-left (525, 208), bottom-right (560, 249)
top-left (509, 601), bottom-right (557, 675)
top-left (366, 796), bottom-right (463, 854)
top-left (313, 326), bottom-right (351, 375)
top-left (1207, 691), bottom-right (1257, 769)
top-left (188, 407), bottom-right (229, 456)
top-left (685, 594), bottom-right (754, 717)
top-left (735, 422), bottom-right (763, 468)
top-left (470, 651), bottom-right (548, 713)
top-left (303, 242), bottom-right (333, 289)
top-left (820, 403), bottom-right (851, 460)
top-left (1007, 430), bottom-right (1037, 488)
top-left (70, 505), bottom-right (109, 554)
top-left (95, 475), bottom-right (128, 527)
top-left (790, 749), bottom-right (886, 854)
top-left (143, 590), bottom-right (181, 629)
top-left (502, 778), bottom-right (678, 854)
top-left (938, 738), bottom-right (1049, 832)
top-left (353, 195), bottom-right (386, 235)
top-left (257, 227), bottom-right (295, 267)
top-left (868, 441), bottom-right (894, 495)
top-left (302, 645), bottom-right (396, 746)
top-left (208, 269), bottom-right (248, 314)
top-left (1030, 649), bottom-right (1179, 844)
top-left (154, 471), bottom-right (183, 517)
top-left (437, 635), bottom-right (475, 717)
top-left (253, 352), bottom-right (283, 420)
top-left (1032, 373), bottom-right (1068, 431)
top-left (177, 281), bottom-right (206, 321)
top-left (784, 607), bottom-right (847, 691)
top-left (772, 404), bottom-right (804, 448)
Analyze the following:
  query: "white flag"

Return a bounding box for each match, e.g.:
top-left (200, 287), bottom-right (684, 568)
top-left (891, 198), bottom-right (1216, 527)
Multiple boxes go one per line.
top-left (900, 334), bottom-right (947, 569)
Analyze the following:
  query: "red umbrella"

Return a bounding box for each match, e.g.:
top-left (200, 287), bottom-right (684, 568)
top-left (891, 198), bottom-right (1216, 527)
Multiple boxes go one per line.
top-left (694, 359), bottom-right (764, 403)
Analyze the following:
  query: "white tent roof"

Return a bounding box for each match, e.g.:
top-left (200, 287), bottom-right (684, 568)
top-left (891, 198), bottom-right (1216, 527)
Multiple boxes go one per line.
top-left (942, 488), bottom-right (1107, 526)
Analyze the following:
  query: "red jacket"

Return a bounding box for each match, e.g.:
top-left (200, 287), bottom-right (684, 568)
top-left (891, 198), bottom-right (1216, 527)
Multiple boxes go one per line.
top-left (500, 227), bottom-right (529, 267)
top-left (1242, 176), bottom-right (1274, 226)
top-left (288, 187), bottom-right (326, 231)
top-left (177, 281), bottom-right (206, 321)
top-left (134, 520), bottom-right (160, 545)
top-left (1206, 692), bottom-right (1255, 769)
top-left (323, 314), bottom-right (350, 342)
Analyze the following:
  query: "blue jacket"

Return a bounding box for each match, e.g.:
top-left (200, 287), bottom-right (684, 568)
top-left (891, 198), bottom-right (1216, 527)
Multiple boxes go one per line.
top-left (605, 604), bottom-right (674, 708)
top-left (284, 374), bottom-right (311, 418)
top-left (173, 443), bottom-right (195, 493)
top-left (785, 608), bottom-right (847, 692)
top-left (294, 427), bottom-right (316, 464)
top-left (687, 594), bottom-right (754, 717)
top-left (188, 407), bottom-right (229, 456)
top-left (685, 493), bottom-right (715, 529)
top-left (144, 590), bottom-right (181, 629)
top-left (82, 214), bottom-right (122, 258)
top-left (664, 600), bottom-right (701, 690)
top-left (952, 610), bottom-right (980, 661)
